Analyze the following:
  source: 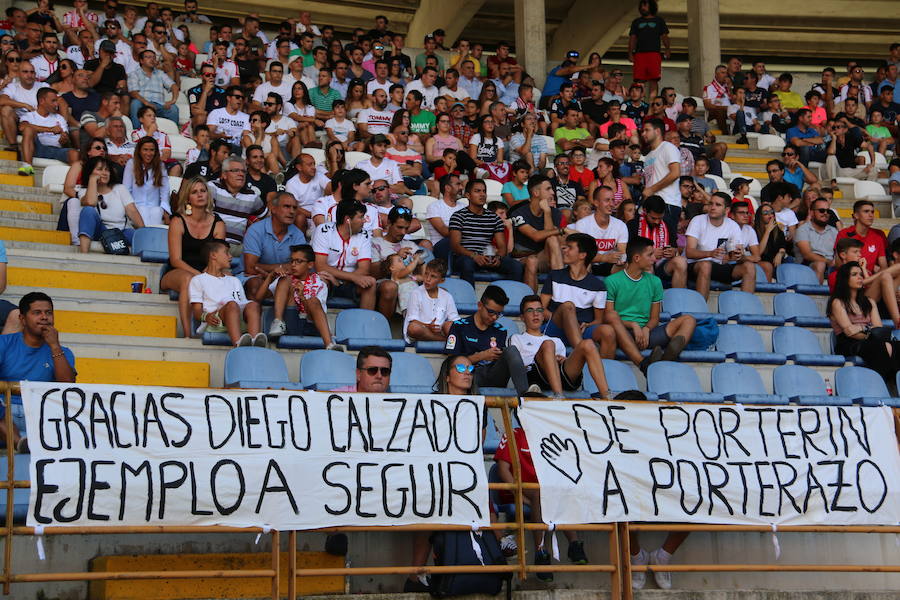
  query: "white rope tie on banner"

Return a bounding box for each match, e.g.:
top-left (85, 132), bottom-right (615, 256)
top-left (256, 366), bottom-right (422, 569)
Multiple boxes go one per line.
top-left (470, 522), bottom-right (484, 565)
top-left (254, 525), bottom-right (272, 545)
top-left (34, 525), bottom-right (45, 560)
top-left (770, 523), bottom-right (781, 560)
top-left (547, 522), bottom-right (560, 561)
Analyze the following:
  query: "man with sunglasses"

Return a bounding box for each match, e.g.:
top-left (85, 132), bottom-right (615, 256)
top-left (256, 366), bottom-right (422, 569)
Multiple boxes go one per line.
top-left (187, 63), bottom-right (226, 128)
top-left (446, 285), bottom-right (531, 395)
top-left (206, 85), bottom-right (249, 153)
top-left (794, 198), bottom-right (837, 283)
top-left (95, 19), bottom-right (130, 68)
top-left (780, 144), bottom-right (818, 190)
top-left (825, 118), bottom-right (878, 182)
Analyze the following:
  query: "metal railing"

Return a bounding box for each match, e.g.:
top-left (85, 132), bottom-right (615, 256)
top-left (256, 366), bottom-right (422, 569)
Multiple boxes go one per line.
top-left (2, 382), bottom-right (898, 599)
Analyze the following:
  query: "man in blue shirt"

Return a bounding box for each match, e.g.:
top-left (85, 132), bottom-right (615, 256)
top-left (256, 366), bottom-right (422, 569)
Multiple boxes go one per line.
top-left (0, 240), bottom-right (20, 334)
top-left (786, 108), bottom-right (827, 165)
top-left (540, 52), bottom-right (597, 109)
top-left (445, 285), bottom-right (530, 394)
top-left (0, 291), bottom-right (76, 439)
top-left (241, 191), bottom-right (307, 299)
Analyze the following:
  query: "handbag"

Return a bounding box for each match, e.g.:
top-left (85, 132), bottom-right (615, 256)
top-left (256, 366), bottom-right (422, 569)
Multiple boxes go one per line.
top-left (99, 227), bottom-right (129, 255)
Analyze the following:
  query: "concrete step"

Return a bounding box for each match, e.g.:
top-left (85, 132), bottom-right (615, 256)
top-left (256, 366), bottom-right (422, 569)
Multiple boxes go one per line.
top-left (75, 356), bottom-right (210, 387)
top-left (2, 285), bottom-right (173, 308)
top-left (0, 182), bottom-right (59, 199)
top-left (55, 309), bottom-right (177, 338)
top-left (6, 247), bottom-right (163, 280)
top-left (0, 196), bottom-right (54, 214)
top-left (8, 266), bottom-right (149, 293)
top-left (1, 239), bottom-right (79, 252)
top-left (0, 172), bottom-right (34, 186)
top-left (0, 212), bottom-right (58, 229)
top-left (0, 224), bottom-right (69, 244)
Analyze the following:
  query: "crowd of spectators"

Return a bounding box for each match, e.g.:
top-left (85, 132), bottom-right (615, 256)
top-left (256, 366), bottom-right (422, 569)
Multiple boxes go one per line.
top-left (0, 0), bottom-right (898, 590)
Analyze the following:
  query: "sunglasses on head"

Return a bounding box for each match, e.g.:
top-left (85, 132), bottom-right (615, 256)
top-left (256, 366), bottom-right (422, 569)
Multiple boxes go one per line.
top-left (361, 366), bottom-right (391, 376)
top-left (454, 364), bottom-right (475, 374)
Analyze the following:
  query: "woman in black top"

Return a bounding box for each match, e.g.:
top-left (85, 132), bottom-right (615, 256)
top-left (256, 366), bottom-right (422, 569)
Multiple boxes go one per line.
top-left (160, 176), bottom-right (226, 338)
top-left (753, 201), bottom-right (787, 282)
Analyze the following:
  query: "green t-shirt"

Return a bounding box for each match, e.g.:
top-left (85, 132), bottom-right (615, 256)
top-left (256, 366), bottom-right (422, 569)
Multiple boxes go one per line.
top-left (290, 48), bottom-right (315, 67)
top-left (409, 110), bottom-right (436, 135)
top-left (309, 86), bottom-right (342, 112)
top-left (414, 52), bottom-right (445, 73)
top-left (604, 269), bottom-right (663, 327)
top-left (553, 126), bottom-right (591, 154)
top-left (866, 124), bottom-right (891, 138)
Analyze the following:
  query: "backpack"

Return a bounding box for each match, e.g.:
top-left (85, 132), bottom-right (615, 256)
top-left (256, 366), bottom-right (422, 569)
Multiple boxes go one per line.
top-left (684, 316), bottom-right (719, 351)
top-left (428, 530), bottom-right (511, 598)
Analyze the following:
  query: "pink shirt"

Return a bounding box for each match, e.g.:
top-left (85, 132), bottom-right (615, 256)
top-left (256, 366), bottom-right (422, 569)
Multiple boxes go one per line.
top-left (599, 117), bottom-right (637, 138)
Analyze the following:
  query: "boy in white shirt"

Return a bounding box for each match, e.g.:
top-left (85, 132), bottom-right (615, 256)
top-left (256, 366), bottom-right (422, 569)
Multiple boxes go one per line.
top-left (509, 295), bottom-right (609, 399)
top-left (324, 99), bottom-right (358, 150)
top-left (189, 239), bottom-right (266, 347)
top-left (403, 258), bottom-right (460, 343)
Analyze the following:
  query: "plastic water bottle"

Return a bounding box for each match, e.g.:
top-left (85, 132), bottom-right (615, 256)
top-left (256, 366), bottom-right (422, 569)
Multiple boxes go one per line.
top-left (824, 377), bottom-right (833, 396)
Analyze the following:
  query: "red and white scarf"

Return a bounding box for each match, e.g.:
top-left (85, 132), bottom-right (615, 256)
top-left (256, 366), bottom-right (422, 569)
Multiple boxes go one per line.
top-left (638, 214), bottom-right (668, 249)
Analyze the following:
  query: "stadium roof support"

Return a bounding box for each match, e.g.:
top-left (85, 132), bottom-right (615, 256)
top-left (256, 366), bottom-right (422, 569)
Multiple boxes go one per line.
top-left (406, 0), bottom-right (487, 48)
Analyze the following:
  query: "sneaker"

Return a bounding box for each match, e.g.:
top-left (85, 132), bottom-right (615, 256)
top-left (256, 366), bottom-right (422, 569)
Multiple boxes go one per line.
top-left (735, 134), bottom-right (749, 145)
top-left (17, 164), bottom-right (34, 176)
top-left (526, 384), bottom-right (542, 394)
top-left (235, 333), bottom-right (252, 347)
top-left (649, 548), bottom-right (672, 589)
top-left (534, 548), bottom-right (553, 582)
top-left (252, 332), bottom-right (268, 347)
top-left (639, 346), bottom-right (665, 375)
top-left (567, 540), bottom-right (587, 565)
top-left (324, 533), bottom-right (348, 556)
top-left (15, 436), bottom-right (28, 454)
top-left (661, 334), bottom-right (687, 362)
top-left (630, 548), bottom-right (648, 590)
top-left (326, 342), bottom-right (347, 352)
top-left (500, 534), bottom-right (518, 557)
top-left (268, 318), bottom-right (287, 337)
top-left (402, 576), bottom-right (430, 592)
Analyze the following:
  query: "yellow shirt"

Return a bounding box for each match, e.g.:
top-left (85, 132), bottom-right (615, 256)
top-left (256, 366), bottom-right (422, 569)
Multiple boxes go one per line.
top-left (773, 90), bottom-right (804, 109)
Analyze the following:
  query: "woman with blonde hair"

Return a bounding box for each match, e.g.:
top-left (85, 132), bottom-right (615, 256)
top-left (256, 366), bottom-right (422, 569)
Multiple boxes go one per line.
top-left (160, 177), bottom-right (226, 337)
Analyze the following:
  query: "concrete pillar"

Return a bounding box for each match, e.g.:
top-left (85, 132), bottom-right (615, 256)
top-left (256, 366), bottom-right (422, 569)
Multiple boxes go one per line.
top-left (686, 0), bottom-right (721, 97)
top-left (406, 0), bottom-right (486, 49)
top-left (548, 0), bottom-right (636, 64)
top-left (514, 0), bottom-right (547, 88)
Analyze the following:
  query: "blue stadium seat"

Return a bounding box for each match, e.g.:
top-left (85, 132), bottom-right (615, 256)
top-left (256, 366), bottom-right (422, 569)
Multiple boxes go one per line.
top-left (483, 412), bottom-right (502, 454)
top-left (439, 278), bottom-right (478, 314)
top-left (299, 349), bottom-right (356, 390)
top-left (497, 315), bottom-right (523, 334)
top-left (646, 361), bottom-right (724, 402)
top-left (582, 359), bottom-right (658, 400)
top-left (223, 347), bottom-right (303, 389)
top-left (717, 290), bottom-right (785, 326)
top-left (131, 227), bottom-right (169, 263)
top-left (492, 280), bottom-right (534, 316)
top-left (776, 263), bottom-right (830, 295)
top-left (773, 292), bottom-right (831, 328)
top-left (716, 324), bottom-right (786, 364)
top-left (772, 326), bottom-right (845, 366)
top-left (835, 366), bottom-right (900, 407)
top-left (263, 308), bottom-right (326, 350)
top-left (773, 364), bottom-right (852, 405)
top-left (488, 463), bottom-right (531, 521)
top-left (334, 309), bottom-right (406, 351)
top-left (712, 363), bottom-right (787, 404)
top-left (663, 288), bottom-right (726, 323)
top-left (473, 271), bottom-right (502, 282)
top-left (388, 352), bottom-right (437, 393)
top-left (0, 453), bottom-right (30, 524)
top-left (415, 340), bottom-right (450, 353)
top-left (753, 264), bottom-right (787, 293)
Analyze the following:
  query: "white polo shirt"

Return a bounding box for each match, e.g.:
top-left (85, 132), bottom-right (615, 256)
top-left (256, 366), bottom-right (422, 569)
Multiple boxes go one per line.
top-left (356, 157), bottom-right (402, 185)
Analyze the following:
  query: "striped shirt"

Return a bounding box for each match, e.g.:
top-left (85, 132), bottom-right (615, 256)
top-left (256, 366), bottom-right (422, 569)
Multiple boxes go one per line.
top-left (207, 180), bottom-right (268, 244)
top-left (448, 207), bottom-right (505, 254)
top-left (540, 268), bottom-right (606, 323)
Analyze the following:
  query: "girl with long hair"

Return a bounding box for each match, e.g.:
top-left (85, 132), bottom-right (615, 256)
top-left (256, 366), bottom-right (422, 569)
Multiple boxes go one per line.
top-left (324, 140), bottom-right (347, 177)
top-left (753, 201), bottom-right (787, 281)
top-left (389, 108), bottom-right (424, 153)
top-left (124, 136), bottom-right (170, 226)
top-left (468, 114), bottom-right (504, 167)
top-left (434, 354), bottom-right (478, 395)
top-left (77, 156), bottom-right (145, 253)
top-left (344, 79), bottom-right (369, 121)
top-left (477, 81), bottom-right (498, 115)
top-left (285, 80), bottom-right (319, 147)
top-left (241, 111), bottom-right (280, 173)
top-left (589, 156), bottom-right (631, 208)
top-left (62, 137), bottom-right (107, 243)
top-left (49, 58), bottom-right (76, 94)
top-left (827, 262), bottom-right (900, 381)
top-left (160, 177), bottom-right (226, 337)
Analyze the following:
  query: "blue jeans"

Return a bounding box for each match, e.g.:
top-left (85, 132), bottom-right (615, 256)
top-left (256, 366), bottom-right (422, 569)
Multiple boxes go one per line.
top-left (0, 401), bottom-right (26, 436)
top-left (129, 99), bottom-right (179, 128)
top-left (797, 144), bottom-right (827, 166)
top-left (34, 138), bottom-right (71, 161)
top-left (78, 205), bottom-right (135, 244)
top-left (451, 253), bottom-right (524, 287)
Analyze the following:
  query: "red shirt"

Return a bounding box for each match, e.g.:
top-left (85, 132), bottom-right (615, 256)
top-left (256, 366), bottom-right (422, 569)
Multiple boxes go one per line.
top-left (494, 428), bottom-right (535, 503)
top-left (569, 165), bottom-right (595, 189)
top-left (835, 226), bottom-right (886, 270)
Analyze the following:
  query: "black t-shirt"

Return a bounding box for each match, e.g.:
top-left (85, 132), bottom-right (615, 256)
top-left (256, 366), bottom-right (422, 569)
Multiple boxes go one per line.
top-left (445, 317), bottom-right (509, 366)
top-left (84, 59), bottom-right (126, 94)
top-left (549, 98), bottom-right (582, 119)
top-left (187, 84), bottom-right (227, 113)
top-left (247, 172), bottom-right (277, 202)
top-left (62, 90), bottom-right (100, 120)
top-left (628, 16), bottom-right (669, 54)
top-left (622, 101), bottom-right (648, 127)
top-left (679, 133), bottom-right (704, 159)
top-left (743, 87), bottom-right (769, 110)
top-left (581, 99), bottom-right (608, 126)
top-left (386, 51), bottom-right (412, 74)
top-left (509, 202), bottom-right (562, 254)
top-left (870, 100), bottom-right (900, 123)
top-left (236, 59), bottom-right (260, 85)
top-left (550, 177), bottom-right (584, 210)
top-left (834, 127), bottom-right (863, 168)
top-left (184, 161), bottom-right (221, 181)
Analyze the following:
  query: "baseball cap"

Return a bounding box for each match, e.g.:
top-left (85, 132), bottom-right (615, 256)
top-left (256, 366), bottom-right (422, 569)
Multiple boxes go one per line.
top-left (675, 113), bottom-right (693, 124)
top-left (729, 177), bottom-right (753, 192)
top-left (370, 133), bottom-right (389, 145)
top-left (99, 40), bottom-right (117, 53)
top-left (450, 102), bottom-right (465, 110)
top-left (566, 49), bottom-right (580, 60)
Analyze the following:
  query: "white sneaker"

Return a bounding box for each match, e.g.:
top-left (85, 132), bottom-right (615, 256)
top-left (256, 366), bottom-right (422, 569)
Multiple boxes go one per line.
top-left (649, 547), bottom-right (672, 589)
top-left (252, 332), bottom-right (268, 347)
top-left (268, 318), bottom-right (286, 337)
top-left (235, 333), bottom-right (252, 347)
top-left (526, 384), bottom-right (542, 394)
top-left (499, 534), bottom-right (517, 557)
top-left (630, 548), bottom-right (648, 591)
top-left (326, 342), bottom-right (346, 352)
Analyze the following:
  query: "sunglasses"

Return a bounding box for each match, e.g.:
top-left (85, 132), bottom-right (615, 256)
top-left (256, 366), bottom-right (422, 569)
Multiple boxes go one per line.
top-left (372, 184), bottom-right (388, 192)
top-left (395, 206), bottom-right (411, 214)
top-left (263, 101), bottom-right (275, 106)
top-left (813, 207), bottom-right (829, 213)
top-left (651, 102), bottom-right (662, 106)
top-left (361, 366), bottom-right (391, 376)
top-left (97, 194), bottom-right (107, 210)
top-left (760, 210), bottom-right (774, 215)
top-left (229, 95), bottom-right (244, 100)
top-left (454, 364), bottom-right (475, 374)
top-left (6, 57), bottom-right (21, 63)
top-left (782, 152), bottom-right (795, 157)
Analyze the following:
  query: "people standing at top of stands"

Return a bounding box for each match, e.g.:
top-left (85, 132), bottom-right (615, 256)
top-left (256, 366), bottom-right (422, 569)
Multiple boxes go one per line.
top-left (77, 155), bottom-right (145, 253)
top-left (123, 136), bottom-right (170, 227)
top-left (0, 291), bottom-right (76, 439)
top-left (241, 191), bottom-right (306, 300)
top-left (312, 197), bottom-right (377, 311)
top-left (127, 48), bottom-right (179, 127)
top-left (628, 0), bottom-right (669, 101)
top-left (190, 238), bottom-right (265, 347)
top-left (639, 117), bottom-right (681, 238)
top-left (161, 176), bottom-right (226, 338)
top-left (828, 261), bottom-right (900, 383)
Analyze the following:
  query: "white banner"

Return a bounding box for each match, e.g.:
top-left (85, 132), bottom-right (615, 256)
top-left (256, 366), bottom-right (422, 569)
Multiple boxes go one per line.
top-left (519, 399), bottom-right (900, 526)
top-left (23, 382), bottom-right (489, 530)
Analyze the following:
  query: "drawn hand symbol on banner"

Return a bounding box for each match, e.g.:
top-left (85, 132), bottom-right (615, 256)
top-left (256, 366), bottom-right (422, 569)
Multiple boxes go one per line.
top-left (540, 433), bottom-right (582, 484)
